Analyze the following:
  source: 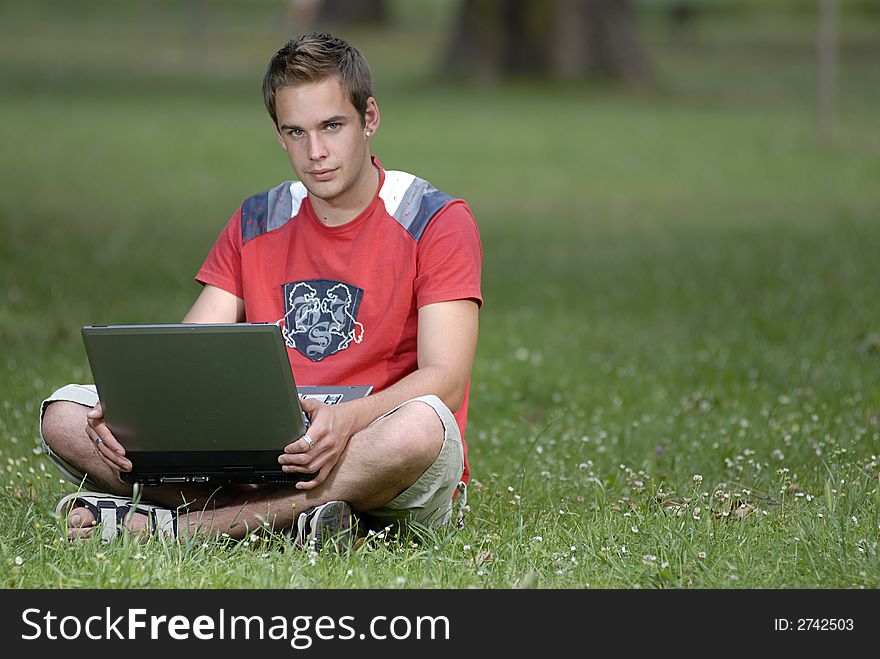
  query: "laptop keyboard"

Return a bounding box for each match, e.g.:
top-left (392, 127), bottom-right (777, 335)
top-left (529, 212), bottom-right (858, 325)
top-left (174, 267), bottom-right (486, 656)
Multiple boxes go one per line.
top-left (300, 393), bottom-right (343, 405)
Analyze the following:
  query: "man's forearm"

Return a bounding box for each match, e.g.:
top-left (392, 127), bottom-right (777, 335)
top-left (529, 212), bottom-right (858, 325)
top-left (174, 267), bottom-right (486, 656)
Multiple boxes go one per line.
top-left (341, 365), bottom-right (465, 436)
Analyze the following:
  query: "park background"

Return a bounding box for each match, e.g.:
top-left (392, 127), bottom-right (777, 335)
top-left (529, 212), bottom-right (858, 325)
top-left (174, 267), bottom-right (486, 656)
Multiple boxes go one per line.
top-left (1, 0), bottom-right (878, 588)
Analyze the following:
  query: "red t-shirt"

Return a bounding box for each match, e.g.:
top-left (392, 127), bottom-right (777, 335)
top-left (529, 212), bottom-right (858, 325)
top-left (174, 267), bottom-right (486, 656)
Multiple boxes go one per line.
top-left (195, 160), bottom-right (482, 482)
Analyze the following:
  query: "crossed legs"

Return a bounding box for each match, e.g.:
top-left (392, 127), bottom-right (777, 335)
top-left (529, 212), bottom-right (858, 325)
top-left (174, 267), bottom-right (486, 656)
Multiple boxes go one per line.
top-left (42, 400), bottom-right (445, 540)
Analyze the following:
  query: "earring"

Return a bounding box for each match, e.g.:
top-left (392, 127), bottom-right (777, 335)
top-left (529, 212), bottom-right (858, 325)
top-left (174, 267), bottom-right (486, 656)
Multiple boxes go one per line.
top-left (365, 130), bottom-right (371, 137)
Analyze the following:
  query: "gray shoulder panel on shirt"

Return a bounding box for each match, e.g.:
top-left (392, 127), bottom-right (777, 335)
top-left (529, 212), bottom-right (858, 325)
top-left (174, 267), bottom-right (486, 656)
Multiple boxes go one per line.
top-left (241, 181), bottom-right (300, 245)
top-left (390, 177), bottom-right (455, 242)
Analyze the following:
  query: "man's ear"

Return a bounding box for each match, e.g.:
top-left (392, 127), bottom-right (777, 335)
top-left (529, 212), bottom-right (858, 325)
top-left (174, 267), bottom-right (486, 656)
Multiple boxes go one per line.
top-left (364, 97), bottom-right (381, 136)
top-left (273, 123), bottom-right (287, 151)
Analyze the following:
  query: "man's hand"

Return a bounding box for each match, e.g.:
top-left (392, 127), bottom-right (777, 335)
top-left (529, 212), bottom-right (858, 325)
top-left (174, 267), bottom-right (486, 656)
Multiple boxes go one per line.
top-left (85, 402), bottom-right (132, 475)
top-left (278, 397), bottom-right (357, 490)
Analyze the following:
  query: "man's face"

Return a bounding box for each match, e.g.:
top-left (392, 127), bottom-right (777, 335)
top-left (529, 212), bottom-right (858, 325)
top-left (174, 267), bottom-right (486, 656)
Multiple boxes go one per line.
top-left (273, 77), bottom-right (378, 207)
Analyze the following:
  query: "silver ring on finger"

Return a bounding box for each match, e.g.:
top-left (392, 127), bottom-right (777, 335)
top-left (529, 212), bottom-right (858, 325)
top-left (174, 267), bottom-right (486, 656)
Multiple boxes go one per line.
top-left (302, 434), bottom-right (314, 451)
top-left (95, 436), bottom-right (104, 448)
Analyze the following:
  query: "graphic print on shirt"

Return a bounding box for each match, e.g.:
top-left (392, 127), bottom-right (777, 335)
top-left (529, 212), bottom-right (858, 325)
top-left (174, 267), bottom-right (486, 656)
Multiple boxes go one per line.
top-left (279, 279), bottom-right (365, 361)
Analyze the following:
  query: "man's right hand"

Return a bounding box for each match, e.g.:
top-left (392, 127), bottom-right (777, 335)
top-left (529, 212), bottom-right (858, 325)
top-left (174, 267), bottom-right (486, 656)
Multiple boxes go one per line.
top-left (85, 401), bottom-right (132, 474)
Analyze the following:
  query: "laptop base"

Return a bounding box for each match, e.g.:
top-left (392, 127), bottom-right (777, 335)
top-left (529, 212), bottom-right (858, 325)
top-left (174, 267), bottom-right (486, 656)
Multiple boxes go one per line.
top-left (121, 450), bottom-right (317, 486)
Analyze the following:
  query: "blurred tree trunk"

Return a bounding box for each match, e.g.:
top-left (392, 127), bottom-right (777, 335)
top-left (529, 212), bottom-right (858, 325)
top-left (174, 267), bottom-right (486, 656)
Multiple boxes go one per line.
top-left (183, 0), bottom-right (207, 71)
top-left (667, 1), bottom-right (698, 45)
top-left (317, 0), bottom-right (389, 26)
top-left (817, 0), bottom-right (838, 142)
top-left (443, 0), bottom-right (651, 83)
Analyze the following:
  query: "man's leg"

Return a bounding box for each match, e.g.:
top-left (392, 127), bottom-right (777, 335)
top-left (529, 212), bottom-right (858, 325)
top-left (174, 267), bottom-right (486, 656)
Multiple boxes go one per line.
top-left (41, 400), bottom-right (131, 496)
top-left (42, 399), bottom-right (239, 539)
top-left (42, 398), bottom-right (445, 540)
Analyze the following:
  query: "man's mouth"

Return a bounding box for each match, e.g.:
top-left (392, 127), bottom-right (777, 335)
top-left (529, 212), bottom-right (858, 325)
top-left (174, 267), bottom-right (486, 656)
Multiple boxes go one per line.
top-left (308, 168), bottom-right (337, 181)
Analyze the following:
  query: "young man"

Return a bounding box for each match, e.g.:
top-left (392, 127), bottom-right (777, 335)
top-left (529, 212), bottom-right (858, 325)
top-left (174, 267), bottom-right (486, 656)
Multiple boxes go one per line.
top-left (40, 33), bottom-right (482, 548)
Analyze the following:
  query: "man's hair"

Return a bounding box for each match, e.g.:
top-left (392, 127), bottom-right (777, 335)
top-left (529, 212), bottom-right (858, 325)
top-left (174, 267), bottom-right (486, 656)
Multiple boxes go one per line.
top-left (262, 32), bottom-right (373, 127)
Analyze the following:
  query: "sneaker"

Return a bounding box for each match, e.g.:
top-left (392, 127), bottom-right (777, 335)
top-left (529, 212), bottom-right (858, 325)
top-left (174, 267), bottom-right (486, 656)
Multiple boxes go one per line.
top-left (294, 500), bottom-right (358, 553)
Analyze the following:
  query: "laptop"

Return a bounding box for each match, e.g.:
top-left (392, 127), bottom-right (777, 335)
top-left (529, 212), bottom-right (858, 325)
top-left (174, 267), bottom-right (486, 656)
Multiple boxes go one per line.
top-left (81, 323), bottom-right (372, 486)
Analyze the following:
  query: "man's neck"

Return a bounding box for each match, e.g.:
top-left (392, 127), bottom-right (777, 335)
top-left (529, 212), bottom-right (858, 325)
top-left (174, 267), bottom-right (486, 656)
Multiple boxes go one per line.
top-left (310, 160), bottom-right (380, 227)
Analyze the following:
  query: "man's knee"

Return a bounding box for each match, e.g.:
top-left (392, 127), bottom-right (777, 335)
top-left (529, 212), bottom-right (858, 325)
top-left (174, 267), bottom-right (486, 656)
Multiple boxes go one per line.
top-left (373, 399), bottom-right (446, 466)
top-left (41, 400), bottom-right (88, 449)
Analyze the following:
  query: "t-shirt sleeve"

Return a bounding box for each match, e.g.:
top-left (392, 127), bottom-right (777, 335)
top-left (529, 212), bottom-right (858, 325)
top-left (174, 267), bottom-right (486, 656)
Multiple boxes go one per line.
top-left (414, 200), bottom-right (483, 309)
top-left (195, 208), bottom-right (245, 299)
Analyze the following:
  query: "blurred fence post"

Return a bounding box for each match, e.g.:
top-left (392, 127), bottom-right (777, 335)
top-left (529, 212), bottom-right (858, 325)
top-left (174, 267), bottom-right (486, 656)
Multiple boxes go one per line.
top-left (817, 0), bottom-right (838, 142)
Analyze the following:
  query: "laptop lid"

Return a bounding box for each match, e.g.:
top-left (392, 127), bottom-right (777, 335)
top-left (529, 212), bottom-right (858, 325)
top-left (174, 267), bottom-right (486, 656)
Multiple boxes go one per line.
top-left (81, 323), bottom-right (368, 486)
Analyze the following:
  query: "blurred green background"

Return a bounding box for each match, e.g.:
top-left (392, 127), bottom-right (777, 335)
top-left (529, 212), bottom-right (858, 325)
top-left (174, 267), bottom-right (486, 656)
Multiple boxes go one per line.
top-left (1, 1), bottom-right (879, 587)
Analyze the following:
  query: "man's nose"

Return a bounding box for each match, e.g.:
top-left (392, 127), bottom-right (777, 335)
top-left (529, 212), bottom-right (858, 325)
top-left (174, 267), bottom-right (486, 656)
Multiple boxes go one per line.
top-left (309, 133), bottom-right (328, 160)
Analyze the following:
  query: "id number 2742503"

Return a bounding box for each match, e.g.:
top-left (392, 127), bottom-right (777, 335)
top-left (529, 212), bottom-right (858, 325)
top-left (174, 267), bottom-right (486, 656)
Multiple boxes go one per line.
top-left (774, 618), bottom-right (854, 631)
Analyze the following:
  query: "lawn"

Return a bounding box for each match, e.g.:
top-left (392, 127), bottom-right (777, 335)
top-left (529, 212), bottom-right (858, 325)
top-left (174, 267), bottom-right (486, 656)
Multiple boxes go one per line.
top-left (1, 2), bottom-right (879, 588)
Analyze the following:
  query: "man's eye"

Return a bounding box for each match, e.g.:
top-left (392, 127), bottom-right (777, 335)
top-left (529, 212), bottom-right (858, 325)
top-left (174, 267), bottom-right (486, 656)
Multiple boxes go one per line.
top-left (288, 129), bottom-right (304, 138)
top-left (326, 123), bottom-right (340, 131)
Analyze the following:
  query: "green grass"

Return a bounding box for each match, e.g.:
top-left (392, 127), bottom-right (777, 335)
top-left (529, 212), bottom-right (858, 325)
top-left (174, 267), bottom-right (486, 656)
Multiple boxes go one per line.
top-left (2, 3), bottom-right (879, 588)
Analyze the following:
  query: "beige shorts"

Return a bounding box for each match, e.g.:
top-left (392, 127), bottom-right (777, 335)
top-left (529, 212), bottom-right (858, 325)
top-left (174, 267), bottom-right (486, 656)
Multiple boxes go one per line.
top-left (39, 385), bottom-right (466, 530)
top-left (362, 394), bottom-right (466, 529)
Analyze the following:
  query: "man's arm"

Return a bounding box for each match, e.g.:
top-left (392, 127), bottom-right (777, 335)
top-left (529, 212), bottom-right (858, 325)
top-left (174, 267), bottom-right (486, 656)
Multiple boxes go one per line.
top-left (182, 284), bottom-right (245, 323)
top-left (343, 297), bottom-right (479, 421)
top-left (280, 298), bottom-right (480, 489)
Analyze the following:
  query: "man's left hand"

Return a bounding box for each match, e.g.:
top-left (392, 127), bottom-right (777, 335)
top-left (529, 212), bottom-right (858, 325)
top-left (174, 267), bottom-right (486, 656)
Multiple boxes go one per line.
top-left (277, 397), bottom-right (358, 490)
